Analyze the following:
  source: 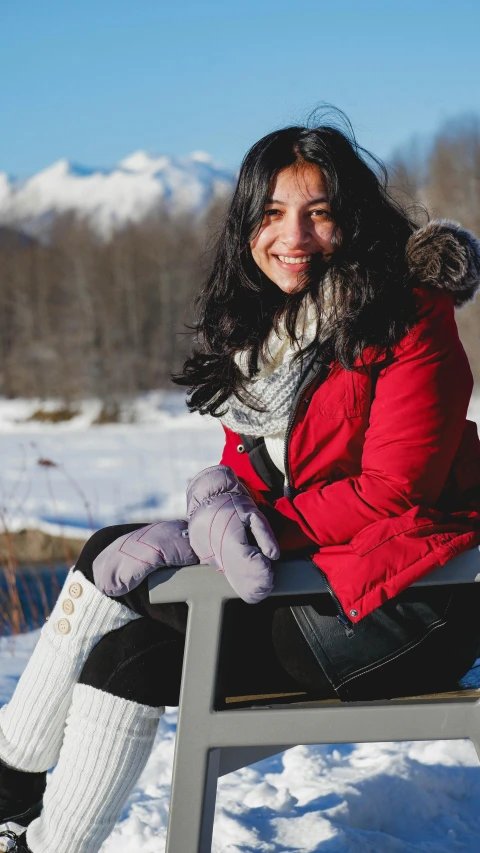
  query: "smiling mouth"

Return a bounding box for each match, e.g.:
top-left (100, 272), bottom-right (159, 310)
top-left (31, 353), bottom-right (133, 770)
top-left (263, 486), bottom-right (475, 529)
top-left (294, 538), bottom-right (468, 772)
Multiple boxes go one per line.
top-left (276, 255), bottom-right (311, 264)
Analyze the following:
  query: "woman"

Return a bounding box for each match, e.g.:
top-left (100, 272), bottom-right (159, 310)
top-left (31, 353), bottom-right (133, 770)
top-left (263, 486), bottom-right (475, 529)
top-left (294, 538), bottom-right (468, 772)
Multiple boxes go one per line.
top-left (1, 116), bottom-right (480, 853)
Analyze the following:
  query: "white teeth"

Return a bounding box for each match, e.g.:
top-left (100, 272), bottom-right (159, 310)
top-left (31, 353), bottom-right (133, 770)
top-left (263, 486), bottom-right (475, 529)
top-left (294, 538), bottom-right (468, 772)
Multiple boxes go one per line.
top-left (277, 255), bottom-right (311, 264)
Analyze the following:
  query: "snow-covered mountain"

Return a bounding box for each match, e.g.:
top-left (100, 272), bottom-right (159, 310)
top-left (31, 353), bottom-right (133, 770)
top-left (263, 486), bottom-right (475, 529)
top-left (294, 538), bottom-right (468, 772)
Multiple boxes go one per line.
top-left (0, 151), bottom-right (236, 237)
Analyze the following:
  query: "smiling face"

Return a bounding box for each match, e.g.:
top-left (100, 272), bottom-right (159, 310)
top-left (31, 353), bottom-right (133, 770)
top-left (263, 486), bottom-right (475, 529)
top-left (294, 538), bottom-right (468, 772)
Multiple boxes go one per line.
top-left (249, 162), bottom-right (337, 294)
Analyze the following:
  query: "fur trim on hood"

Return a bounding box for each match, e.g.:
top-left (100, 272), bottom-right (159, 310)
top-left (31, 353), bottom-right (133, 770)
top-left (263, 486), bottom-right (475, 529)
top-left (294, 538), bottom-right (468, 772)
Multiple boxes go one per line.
top-left (406, 219), bottom-right (480, 307)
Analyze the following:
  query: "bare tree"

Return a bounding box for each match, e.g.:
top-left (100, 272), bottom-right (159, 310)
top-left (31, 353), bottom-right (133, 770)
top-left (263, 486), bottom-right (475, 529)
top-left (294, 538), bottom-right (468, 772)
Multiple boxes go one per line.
top-left (1, 122), bottom-right (480, 402)
top-left (422, 116), bottom-right (480, 381)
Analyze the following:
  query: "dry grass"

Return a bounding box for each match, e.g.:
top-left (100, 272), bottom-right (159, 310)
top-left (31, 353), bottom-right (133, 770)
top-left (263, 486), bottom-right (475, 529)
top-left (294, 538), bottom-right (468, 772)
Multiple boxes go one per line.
top-left (0, 526), bottom-right (83, 635)
top-left (27, 407), bottom-right (80, 423)
top-left (0, 529), bottom-right (84, 565)
top-left (92, 403), bottom-right (121, 425)
top-left (0, 456), bottom-right (89, 634)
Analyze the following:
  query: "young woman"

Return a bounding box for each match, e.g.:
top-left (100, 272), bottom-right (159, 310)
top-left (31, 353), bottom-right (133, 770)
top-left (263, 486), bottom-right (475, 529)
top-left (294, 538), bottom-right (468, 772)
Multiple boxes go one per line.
top-left (1, 117), bottom-right (480, 853)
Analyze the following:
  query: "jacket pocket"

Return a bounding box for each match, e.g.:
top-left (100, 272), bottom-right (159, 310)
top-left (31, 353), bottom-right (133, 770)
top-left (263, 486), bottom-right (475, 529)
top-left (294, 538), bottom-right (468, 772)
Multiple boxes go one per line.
top-left (317, 367), bottom-right (369, 419)
top-left (349, 508), bottom-right (440, 556)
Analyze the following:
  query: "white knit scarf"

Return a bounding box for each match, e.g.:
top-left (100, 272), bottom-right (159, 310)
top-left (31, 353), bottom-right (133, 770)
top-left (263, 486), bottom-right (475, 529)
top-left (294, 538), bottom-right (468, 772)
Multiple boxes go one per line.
top-left (220, 279), bottom-right (333, 438)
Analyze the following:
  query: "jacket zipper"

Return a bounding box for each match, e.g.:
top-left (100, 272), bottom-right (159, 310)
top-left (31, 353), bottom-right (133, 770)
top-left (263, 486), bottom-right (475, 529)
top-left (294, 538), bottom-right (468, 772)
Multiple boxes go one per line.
top-left (309, 557), bottom-right (355, 638)
top-left (283, 359), bottom-right (356, 638)
top-left (283, 370), bottom-right (320, 497)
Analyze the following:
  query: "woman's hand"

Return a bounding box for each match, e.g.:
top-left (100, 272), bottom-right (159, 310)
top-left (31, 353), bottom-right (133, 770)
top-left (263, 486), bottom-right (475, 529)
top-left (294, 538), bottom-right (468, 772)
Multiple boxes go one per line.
top-left (92, 520), bottom-right (199, 596)
top-left (187, 465), bottom-right (280, 604)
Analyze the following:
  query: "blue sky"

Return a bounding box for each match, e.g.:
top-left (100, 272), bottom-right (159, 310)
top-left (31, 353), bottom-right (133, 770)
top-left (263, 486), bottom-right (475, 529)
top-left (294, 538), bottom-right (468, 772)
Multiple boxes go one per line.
top-left (1, 0), bottom-right (479, 177)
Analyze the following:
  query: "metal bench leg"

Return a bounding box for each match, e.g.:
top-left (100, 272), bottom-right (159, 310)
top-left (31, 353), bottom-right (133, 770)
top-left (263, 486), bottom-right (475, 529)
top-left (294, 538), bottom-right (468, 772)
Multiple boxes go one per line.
top-left (166, 741), bottom-right (220, 853)
top-left (219, 745), bottom-right (288, 776)
top-left (468, 701), bottom-right (480, 762)
top-left (165, 597), bottom-right (224, 853)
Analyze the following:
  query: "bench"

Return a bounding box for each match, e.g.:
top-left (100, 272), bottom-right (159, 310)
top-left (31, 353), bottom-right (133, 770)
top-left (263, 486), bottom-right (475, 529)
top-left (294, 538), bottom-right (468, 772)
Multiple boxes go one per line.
top-left (148, 547), bottom-right (480, 853)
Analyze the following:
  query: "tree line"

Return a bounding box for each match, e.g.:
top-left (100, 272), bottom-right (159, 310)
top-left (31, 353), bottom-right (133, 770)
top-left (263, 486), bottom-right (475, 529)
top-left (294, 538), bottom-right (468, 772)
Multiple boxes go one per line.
top-left (0, 204), bottom-right (224, 410)
top-left (390, 113), bottom-right (480, 380)
top-left (0, 113), bottom-right (479, 406)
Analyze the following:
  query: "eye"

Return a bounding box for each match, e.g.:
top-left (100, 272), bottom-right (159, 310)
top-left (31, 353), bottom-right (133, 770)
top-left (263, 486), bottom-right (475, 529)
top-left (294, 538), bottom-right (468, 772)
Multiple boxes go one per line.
top-left (264, 208), bottom-right (282, 217)
top-left (311, 209), bottom-right (331, 218)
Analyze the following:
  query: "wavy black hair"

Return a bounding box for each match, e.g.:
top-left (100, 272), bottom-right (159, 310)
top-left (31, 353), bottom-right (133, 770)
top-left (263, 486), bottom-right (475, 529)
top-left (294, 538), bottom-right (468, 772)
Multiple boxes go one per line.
top-left (173, 108), bottom-right (419, 416)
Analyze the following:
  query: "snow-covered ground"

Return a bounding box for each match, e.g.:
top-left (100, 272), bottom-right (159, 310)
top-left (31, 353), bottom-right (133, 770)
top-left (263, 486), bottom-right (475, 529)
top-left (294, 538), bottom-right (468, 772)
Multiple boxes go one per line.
top-left (1, 391), bottom-right (480, 851)
top-left (0, 392), bottom-right (224, 538)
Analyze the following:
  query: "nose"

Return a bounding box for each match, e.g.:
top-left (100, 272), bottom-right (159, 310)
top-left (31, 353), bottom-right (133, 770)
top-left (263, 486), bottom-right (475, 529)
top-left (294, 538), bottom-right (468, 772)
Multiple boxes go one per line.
top-left (279, 212), bottom-right (310, 248)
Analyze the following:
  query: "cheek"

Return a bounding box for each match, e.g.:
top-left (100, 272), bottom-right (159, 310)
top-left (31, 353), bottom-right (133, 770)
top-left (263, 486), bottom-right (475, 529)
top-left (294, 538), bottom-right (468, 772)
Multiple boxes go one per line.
top-left (250, 234), bottom-right (269, 265)
top-left (315, 222), bottom-right (336, 245)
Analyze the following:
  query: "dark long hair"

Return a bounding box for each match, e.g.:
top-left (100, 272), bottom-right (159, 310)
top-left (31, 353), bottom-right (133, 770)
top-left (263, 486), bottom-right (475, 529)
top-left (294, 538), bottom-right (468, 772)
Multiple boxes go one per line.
top-left (173, 109), bottom-right (418, 416)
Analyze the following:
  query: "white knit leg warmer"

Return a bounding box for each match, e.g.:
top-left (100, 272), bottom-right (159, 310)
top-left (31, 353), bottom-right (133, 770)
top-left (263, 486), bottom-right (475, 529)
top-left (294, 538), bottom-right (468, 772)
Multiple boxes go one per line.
top-left (0, 570), bottom-right (139, 772)
top-left (27, 683), bottom-right (163, 853)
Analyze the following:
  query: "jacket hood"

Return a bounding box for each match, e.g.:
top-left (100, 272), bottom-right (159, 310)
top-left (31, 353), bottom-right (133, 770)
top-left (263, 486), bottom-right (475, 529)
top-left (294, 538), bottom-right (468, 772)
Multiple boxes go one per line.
top-left (406, 219), bottom-right (480, 307)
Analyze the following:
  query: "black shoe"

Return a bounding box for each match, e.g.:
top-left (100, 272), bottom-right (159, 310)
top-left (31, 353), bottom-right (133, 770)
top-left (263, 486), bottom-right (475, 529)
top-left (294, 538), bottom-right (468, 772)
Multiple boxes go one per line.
top-left (0, 759), bottom-right (45, 831)
top-left (0, 829), bottom-right (32, 851)
top-left (0, 801), bottom-right (42, 829)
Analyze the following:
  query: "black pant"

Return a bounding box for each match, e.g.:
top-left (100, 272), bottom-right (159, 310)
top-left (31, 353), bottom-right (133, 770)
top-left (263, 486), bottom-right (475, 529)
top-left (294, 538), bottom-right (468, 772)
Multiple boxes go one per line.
top-left (75, 525), bottom-right (336, 707)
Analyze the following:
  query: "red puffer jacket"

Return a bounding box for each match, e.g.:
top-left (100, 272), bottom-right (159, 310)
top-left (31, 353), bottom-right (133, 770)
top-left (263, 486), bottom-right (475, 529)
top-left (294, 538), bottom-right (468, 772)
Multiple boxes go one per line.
top-left (220, 221), bottom-right (480, 624)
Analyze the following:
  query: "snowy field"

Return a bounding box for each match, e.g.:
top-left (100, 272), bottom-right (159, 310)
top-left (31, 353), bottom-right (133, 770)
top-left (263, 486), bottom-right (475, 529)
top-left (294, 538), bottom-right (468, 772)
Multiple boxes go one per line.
top-left (1, 391), bottom-right (480, 851)
top-left (0, 392), bottom-right (224, 537)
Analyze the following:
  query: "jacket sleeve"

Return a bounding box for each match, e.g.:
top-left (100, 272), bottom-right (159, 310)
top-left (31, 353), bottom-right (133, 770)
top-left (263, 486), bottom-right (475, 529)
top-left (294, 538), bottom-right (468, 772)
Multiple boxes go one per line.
top-left (272, 293), bottom-right (474, 547)
top-left (219, 428), bottom-right (316, 551)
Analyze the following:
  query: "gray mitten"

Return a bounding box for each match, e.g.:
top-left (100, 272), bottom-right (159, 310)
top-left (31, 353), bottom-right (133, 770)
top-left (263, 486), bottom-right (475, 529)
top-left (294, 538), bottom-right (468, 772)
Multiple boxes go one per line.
top-left (187, 465), bottom-right (280, 604)
top-left (92, 520), bottom-right (199, 596)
